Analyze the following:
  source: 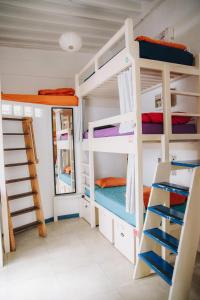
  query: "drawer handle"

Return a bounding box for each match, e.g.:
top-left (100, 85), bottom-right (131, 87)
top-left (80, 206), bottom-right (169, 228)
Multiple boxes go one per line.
top-left (120, 232), bottom-right (125, 237)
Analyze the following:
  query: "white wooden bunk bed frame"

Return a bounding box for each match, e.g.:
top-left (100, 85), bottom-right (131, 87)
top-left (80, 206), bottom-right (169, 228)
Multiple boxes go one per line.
top-left (75, 18), bottom-right (200, 261)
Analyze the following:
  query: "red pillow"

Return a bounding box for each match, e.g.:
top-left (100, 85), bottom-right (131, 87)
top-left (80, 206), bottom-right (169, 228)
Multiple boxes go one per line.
top-left (142, 113), bottom-right (151, 123)
top-left (143, 187), bottom-right (187, 208)
top-left (147, 112), bottom-right (191, 125)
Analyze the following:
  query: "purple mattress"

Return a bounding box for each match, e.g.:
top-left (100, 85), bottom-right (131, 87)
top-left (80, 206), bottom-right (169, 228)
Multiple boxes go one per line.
top-left (83, 123), bottom-right (196, 139)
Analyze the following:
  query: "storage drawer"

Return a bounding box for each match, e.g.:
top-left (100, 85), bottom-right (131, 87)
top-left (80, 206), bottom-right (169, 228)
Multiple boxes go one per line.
top-left (99, 208), bottom-right (114, 243)
top-left (114, 219), bottom-right (135, 263)
top-left (80, 198), bottom-right (91, 224)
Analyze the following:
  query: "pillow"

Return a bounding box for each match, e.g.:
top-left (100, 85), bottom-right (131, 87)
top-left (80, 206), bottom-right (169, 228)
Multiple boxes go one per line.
top-left (95, 177), bottom-right (126, 188)
top-left (147, 112), bottom-right (191, 125)
top-left (38, 88), bottom-right (75, 96)
top-left (143, 186), bottom-right (187, 208)
top-left (64, 166), bottom-right (72, 174)
top-left (142, 113), bottom-right (151, 123)
top-left (135, 36), bottom-right (187, 51)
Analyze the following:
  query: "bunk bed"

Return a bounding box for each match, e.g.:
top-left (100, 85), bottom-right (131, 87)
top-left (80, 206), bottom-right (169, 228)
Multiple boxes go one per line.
top-left (75, 18), bottom-right (200, 263)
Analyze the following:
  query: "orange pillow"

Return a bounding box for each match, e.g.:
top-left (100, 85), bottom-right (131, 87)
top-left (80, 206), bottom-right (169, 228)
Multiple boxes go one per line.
top-left (64, 166), bottom-right (72, 174)
top-left (143, 186), bottom-right (187, 208)
top-left (95, 177), bottom-right (126, 188)
top-left (135, 36), bottom-right (187, 51)
top-left (38, 88), bottom-right (75, 96)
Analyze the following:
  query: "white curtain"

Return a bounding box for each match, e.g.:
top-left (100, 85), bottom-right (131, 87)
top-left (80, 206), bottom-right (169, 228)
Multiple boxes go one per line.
top-left (117, 68), bottom-right (135, 214)
top-left (117, 67), bottom-right (134, 134)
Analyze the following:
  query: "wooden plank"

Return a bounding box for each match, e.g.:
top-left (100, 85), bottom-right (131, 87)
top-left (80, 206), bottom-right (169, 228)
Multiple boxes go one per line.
top-left (14, 221), bottom-right (42, 234)
top-left (11, 206), bottom-right (39, 217)
top-left (22, 118), bottom-right (47, 237)
top-left (1, 94), bottom-right (78, 106)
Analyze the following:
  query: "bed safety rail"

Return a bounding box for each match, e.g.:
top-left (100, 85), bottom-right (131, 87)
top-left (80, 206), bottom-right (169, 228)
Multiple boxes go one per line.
top-left (88, 112), bottom-right (134, 131)
top-left (77, 18), bottom-right (137, 87)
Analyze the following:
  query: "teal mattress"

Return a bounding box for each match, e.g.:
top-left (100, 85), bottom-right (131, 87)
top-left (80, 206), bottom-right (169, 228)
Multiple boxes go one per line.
top-left (58, 173), bottom-right (71, 185)
top-left (85, 185), bottom-right (187, 226)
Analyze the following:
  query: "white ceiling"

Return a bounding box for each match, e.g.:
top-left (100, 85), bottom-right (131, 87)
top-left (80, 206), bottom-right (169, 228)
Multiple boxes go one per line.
top-left (0, 0), bottom-right (163, 53)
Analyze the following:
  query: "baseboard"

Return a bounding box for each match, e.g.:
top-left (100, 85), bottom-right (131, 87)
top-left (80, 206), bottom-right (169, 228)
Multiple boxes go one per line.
top-left (45, 213), bottom-right (79, 224)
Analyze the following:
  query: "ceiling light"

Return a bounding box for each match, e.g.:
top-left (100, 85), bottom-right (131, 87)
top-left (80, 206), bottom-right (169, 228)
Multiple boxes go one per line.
top-left (59, 32), bottom-right (82, 52)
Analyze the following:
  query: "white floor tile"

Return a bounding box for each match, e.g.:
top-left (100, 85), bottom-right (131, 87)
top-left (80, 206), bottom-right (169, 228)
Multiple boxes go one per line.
top-left (0, 218), bottom-right (199, 300)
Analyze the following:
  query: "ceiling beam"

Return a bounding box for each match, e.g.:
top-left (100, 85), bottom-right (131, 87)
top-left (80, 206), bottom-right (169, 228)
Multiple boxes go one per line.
top-left (0, 3), bottom-right (120, 32)
top-left (0, 16), bottom-right (114, 40)
top-left (0, 39), bottom-right (98, 53)
top-left (0, 0), bottom-right (135, 23)
top-left (73, 0), bottom-right (142, 12)
top-left (0, 26), bottom-right (106, 46)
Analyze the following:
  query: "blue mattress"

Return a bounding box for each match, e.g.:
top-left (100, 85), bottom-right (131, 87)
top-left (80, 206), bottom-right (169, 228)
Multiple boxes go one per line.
top-left (85, 185), bottom-right (187, 226)
top-left (58, 173), bottom-right (71, 185)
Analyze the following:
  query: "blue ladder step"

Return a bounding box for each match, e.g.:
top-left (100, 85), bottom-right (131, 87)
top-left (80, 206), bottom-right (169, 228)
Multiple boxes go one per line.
top-left (152, 182), bottom-right (189, 197)
top-left (148, 205), bottom-right (184, 225)
top-left (144, 228), bottom-right (179, 254)
top-left (139, 251), bottom-right (173, 285)
top-left (172, 160), bottom-right (200, 168)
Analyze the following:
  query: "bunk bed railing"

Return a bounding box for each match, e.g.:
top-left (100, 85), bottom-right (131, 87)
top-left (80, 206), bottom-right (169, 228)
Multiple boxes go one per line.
top-left (77, 18), bottom-right (135, 86)
top-left (88, 112), bottom-right (134, 130)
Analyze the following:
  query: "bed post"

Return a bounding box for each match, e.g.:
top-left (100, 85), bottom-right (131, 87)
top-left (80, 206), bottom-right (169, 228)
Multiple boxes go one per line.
top-left (88, 122), bottom-right (96, 228)
top-left (126, 18), bottom-right (144, 253)
top-left (161, 64), bottom-right (171, 260)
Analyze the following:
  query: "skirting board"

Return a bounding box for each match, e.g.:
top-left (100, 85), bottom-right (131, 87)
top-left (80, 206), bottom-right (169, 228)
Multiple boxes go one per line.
top-left (45, 213), bottom-right (79, 224)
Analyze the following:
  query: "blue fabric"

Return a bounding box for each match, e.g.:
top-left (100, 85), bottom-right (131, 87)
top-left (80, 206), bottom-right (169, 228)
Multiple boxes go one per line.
top-left (85, 185), bottom-right (187, 227)
top-left (85, 185), bottom-right (136, 226)
top-left (58, 173), bottom-right (71, 185)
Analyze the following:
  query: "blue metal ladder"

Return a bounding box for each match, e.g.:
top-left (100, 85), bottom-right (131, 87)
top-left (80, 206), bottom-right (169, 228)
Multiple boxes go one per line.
top-left (134, 160), bottom-right (200, 300)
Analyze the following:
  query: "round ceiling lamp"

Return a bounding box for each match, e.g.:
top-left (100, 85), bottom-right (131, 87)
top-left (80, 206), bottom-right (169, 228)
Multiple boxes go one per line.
top-left (59, 32), bottom-right (82, 52)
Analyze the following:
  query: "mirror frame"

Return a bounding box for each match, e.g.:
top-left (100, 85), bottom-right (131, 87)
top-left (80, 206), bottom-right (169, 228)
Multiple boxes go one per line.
top-left (51, 107), bottom-right (76, 196)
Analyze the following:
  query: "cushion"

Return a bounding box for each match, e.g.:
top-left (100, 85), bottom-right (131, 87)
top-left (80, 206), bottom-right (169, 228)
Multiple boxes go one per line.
top-left (135, 36), bottom-right (187, 51)
top-left (147, 112), bottom-right (191, 125)
top-left (64, 166), bottom-right (72, 174)
top-left (142, 113), bottom-right (151, 123)
top-left (38, 88), bottom-right (75, 96)
top-left (143, 186), bottom-right (187, 208)
top-left (95, 177), bottom-right (126, 188)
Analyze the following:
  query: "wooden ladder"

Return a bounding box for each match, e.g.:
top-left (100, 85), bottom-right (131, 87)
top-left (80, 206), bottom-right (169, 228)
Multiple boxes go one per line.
top-left (3, 116), bottom-right (47, 251)
top-left (134, 160), bottom-right (200, 300)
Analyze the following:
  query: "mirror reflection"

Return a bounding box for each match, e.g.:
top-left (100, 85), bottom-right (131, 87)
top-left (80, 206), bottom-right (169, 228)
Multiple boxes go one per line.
top-left (52, 108), bottom-right (76, 194)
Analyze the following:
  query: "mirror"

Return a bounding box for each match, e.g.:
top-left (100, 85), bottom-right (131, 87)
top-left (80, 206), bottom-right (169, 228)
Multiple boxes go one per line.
top-left (52, 108), bottom-right (76, 195)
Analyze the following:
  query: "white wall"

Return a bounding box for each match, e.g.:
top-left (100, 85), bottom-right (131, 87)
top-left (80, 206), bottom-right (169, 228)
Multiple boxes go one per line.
top-left (0, 46), bottom-right (92, 225)
top-left (135, 0), bottom-right (200, 54)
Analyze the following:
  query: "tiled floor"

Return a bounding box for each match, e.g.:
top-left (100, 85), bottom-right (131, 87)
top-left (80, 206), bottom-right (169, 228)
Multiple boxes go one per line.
top-left (0, 218), bottom-right (199, 300)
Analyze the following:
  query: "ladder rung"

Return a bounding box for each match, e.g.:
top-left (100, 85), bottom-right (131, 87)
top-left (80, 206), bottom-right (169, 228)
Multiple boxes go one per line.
top-left (8, 191), bottom-right (37, 201)
top-left (144, 228), bottom-right (179, 254)
top-left (138, 251), bottom-right (173, 285)
top-left (5, 161), bottom-right (34, 167)
top-left (152, 182), bottom-right (189, 196)
top-left (11, 206), bottom-right (39, 217)
top-left (4, 147), bottom-right (32, 151)
top-left (3, 133), bottom-right (29, 136)
top-left (148, 205), bottom-right (184, 225)
top-left (171, 160), bottom-right (200, 168)
top-left (6, 176), bottom-right (36, 184)
top-left (13, 221), bottom-right (42, 234)
top-left (2, 117), bottom-right (23, 121)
